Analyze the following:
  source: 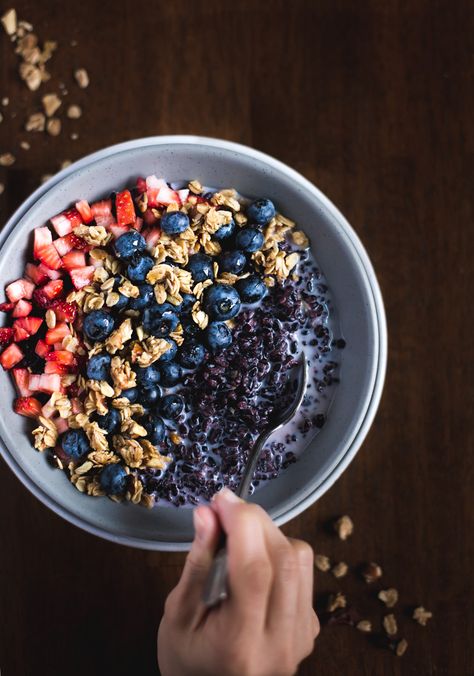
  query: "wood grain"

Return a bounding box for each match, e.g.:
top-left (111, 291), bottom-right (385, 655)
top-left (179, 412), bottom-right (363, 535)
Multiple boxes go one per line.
top-left (1, 1), bottom-right (473, 674)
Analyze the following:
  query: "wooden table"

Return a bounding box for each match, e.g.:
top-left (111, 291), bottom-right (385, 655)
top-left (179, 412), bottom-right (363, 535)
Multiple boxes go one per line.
top-left (1, 1), bottom-right (472, 674)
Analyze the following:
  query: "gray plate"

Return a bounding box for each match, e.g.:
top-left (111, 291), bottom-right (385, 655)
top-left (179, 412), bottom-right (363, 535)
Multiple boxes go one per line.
top-left (0, 136), bottom-right (387, 550)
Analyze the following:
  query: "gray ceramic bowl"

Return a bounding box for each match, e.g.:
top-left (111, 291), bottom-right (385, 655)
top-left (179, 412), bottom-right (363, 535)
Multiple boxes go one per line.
top-left (0, 136), bottom-right (387, 550)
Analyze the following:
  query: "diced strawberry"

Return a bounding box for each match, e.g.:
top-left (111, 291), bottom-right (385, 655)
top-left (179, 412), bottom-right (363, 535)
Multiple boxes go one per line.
top-left (0, 327), bottom-right (14, 346)
top-left (13, 316), bottom-right (43, 341)
top-left (44, 361), bottom-right (70, 375)
top-left (91, 199), bottom-right (115, 227)
top-left (144, 226), bottom-right (162, 250)
top-left (28, 374), bottom-right (41, 391)
top-left (41, 395), bottom-right (56, 418)
top-left (115, 189), bottom-right (136, 226)
top-left (55, 417), bottom-right (69, 434)
top-left (12, 299), bottom-right (32, 318)
top-left (49, 301), bottom-right (77, 323)
top-left (12, 368), bottom-right (33, 397)
top-left (178, 188), bottom-right (189, 203)
top-left (146, 175), bottom-right (167, 207)
top-left (38, 243), bottom-right (63, 271)
top-left (45, 350), bottom-right (76, 366)
top-left (53, 342), bottom-right (64, 351)
top-left (45, 322), bottom-right (70, 345)
top-left (50, 208), bottom-right (82, 236)
top-left (6, 278), bottom-right (35, 302)
top-left (133, 216), bottom-right (143, 232)
top-left (37, 373), bottom-right (61, 393)
top-left (136, 177), bottom-right (147, 194)
top-left (62, 250), bottom-right (86, 270)
top-left (53, 236), bottom-right (74, 256)
top-left (38, 263), bottom-right (63, 280)
top-left (142, 208), bottom-right (159, 226)
top-left (14, 396), bottom-right (42, 418)
top-left (109, 223), bottom-right (130, 239)
top-left (34, 227), bottom-right (53, 259)
top-left (0, 343), bottom-right (24, 369)
top-left (0, 302), bottom-right (15, 313)
top-left (75, 200), bottom-right (93, 223)
top-left (32, 279), bottom-right (64, 309)
top-left (25, 263), bottom-right (49, 285)
top-left (157, 185), bottom-right (180, 206)
top-left (69, 266), bottom-right (95, 290)
top-left (65, 233), bottom-right (88, 250)
top-left (35, 339), bottom-right (51, 358)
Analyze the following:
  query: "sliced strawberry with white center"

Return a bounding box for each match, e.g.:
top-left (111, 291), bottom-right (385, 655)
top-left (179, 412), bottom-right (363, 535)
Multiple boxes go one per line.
top-left (37, 373), bottom-right (61, 393)
top-left (40, 395), bottom-right (56, 418)
top-left (146, 175), bottom-right (168, 207)
top-left (144, 226), bottom-right (162, 250)
top-left (91, 199), bottom-right (115, 227)
top-left (178, 188), bottom-right (190, 203)
top-left (28, 374), bottom-right (41, 391)
top-left (38, 263), bottom-right (63, 280)
top-left (39, 244), bottom-right (63, 271)
top-left (44, 361), bottom-right (71, 375)
top-left (62, 250), bottom-right (86, 270)
top-left (45, 322), bottom-right (71, 345)
top-left (116, 189), bottom-right (136, 226)
top-left (35, 339), bottom-right (51, 358)
top-left (53, 236), bottom-right (74, 256)
top-left (25, 263), bottom-right (49, 285)
top-left (45, 350), bottom-right (77, 366)
top-left (49, 301), bottom-right (77, 323)
top-left (34, 227), bottom-right (53, 258)
top-left (14, 396), bottom-right (42, 418)
top-left (69, 265), bottom-right (95, 290)
top-left (0, 343), bottom-right (24, 369)
top-left (12, 299), bottom-right (33, 318)
top-left (109, 223), bottom-right (130, 239)
top-left (75, 200), bottom-right (93, 223)
top-left (12, 368), bottom-right (33, 397)
top-left (157, 185), bottom-right (180, 206)
top-left (50, 208), bottom-right (82, 236)
top-left (33, 279), bottom-right (64, 308)
top-left (6, 278), bottom-right (35, 302)
top-left (13, 316), bottom-right (43, 341)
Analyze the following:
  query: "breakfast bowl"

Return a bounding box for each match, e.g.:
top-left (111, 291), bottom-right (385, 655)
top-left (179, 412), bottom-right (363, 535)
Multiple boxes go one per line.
top-left (0, 136), bottom-right (387, 550)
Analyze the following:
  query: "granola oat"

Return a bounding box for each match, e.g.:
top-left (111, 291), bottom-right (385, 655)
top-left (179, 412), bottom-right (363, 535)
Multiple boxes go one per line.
top-left (334, 515), bottom-right (354, 540)
top-left (413, 606), bottom-right (432, 626)
top-left (327, 592), bottom-right (347, 612)
top-left (383, 613), bottom-right (398, 636)
top-left (378, 588), bottom-right (399, 608)
top-left (314, 554), bottom-right (331, 572)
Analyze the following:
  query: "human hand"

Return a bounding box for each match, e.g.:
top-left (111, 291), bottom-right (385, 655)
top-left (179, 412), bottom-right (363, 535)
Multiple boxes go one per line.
top-left (158, 488), bottom-right (319, 676)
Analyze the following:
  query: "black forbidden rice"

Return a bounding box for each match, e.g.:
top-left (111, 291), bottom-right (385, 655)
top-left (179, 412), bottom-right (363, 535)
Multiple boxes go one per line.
top-left (140, 254), bottom-right (342, 507)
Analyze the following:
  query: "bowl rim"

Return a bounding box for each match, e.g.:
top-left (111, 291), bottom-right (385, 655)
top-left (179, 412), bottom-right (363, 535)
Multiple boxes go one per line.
top-left (0, 135), bottom-right (387, 550)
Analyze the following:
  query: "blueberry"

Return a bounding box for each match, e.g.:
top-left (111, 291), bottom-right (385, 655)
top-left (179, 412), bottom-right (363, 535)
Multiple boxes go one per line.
top-left (159, 338), bottom-right (178, 362)
top-left (213, 215), bottom-right (236, 241)
top-left (83, 310), bottom-right (115, 342)
top-left (160, 361), bottom-right (183, 386)
top-left (247, 198), bottom-right (276, 225)
top-left (179, 340), bottom-right (206, 369)
top-left (181, 293), bottom-right (196, 312)
top-left (160, 393), bottom-right (185, 419)
top-left (140, 384), bottom-right (162, 406)
top-left (86, 353), bottom-right (111, 380)
top-left (181, 316), bottom-right (201, 337)
top-left (99, 464), bottom-right (128, 495)
top-left (186, 253), bottom-right (214, 283)
top-left (235, 227), bottom-right (264, 253)
top-left (142, 414), bottom-right (166, 444)
top-left (113, 231), bottom-right (146, 260)
top-left (203, 284), bottom-right (241, 321)
top-left (218, 250), bottom-right (246, 274)
top-left (205, 322), bottom-right (233, 351)
top-left (61, 429), bottom-right (90, 459)
top-left (122, 387), bottom-right (139, 403)
top-left (143, 304), bottom-right (179, 337)
top-left (135, 364), bottom-right (161, 389)
top-left (126, 255), bottom-right (154, 283)
top-left (129, 284), bottom-right (154, 311)
top-left (114, 292), bottom-right (129, 310)
top-left (160, 211), bottom-right (190, 235)
top-left (235, 274), bottom-right (267, 303)
top-left (94, 408), bottom-right (121, 434)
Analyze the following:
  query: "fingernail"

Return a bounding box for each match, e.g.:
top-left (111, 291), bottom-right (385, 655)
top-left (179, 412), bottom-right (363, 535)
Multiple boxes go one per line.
top-left (216, 487), bottom-right (242, 503)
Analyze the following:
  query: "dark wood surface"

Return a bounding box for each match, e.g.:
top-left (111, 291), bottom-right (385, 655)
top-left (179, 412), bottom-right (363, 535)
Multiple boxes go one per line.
top-left (1, 1), bottom-right (473, 674)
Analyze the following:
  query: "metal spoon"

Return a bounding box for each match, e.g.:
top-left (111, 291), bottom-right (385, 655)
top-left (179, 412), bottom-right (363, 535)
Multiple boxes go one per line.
top-left (203, 352), bottom-right (308, 608)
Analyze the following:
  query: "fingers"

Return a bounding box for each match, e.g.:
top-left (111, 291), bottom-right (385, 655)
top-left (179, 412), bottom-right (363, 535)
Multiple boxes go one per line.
top-left (289, 539), bottom-right (319, 658)
top-left (167, 505), bottom-right (220, 624)
top-left (212, 489), bottom-right (273, 626)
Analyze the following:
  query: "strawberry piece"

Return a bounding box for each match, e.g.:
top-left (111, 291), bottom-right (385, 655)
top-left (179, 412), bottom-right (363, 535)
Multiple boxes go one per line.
top-left (146, 175), bottom-right (167, 207)
top-left (45, 350), bottom-right (76, 366)
top-left (75, 200), bottom-right (93, 223)
top-left (50, 208), bottom-right (82, 236)
top-left (142, 208), bottom-right (159, 226)
top-left (133, 216), bottom-right (143, 232)
top-left (28, 374), bottom-right (41, 391)
top-left (12, 299), bottom-right (32, 317)
top-left (45, 322), bottom-right (70, 345)
top-left (67, 233), bottom-right (88, 250)
top-left (144, 226), bottom-right (162, 250)
top-left (12, 368), bottom-right (33, 397)
top-left (6, 278), bottom-right (35, 302)
top-left (13, 316), bottom-right (43, 341)
top-left (55, 417), bottom-right (69, 434)
top-left (38, 263), bottom-right (63, 280)
top-left (25, 263), bottom-right (49, 285)
top-left (0, 302), bottom-right (15, 313)
top-left (44, 361), bottom-right (70, 375)
top-left (41, 395), bottom-right (56, 418)
top-left (109, 223), bottom-right (130, 239)
top-left (14, 396), bottom-right (42, 418)
top-left (53, 342), bottom-right (64, 351)
top-left (178, 188), bottom-right (189, 203)
top-left (91, 199), bottom-right (115, 227)
top-left (35, 339), bottom-right (51, 358)
top-left (67, 383), bottom-right (80, 398)
top-left (38, 243), bottom-right (63, 270)
top-left (136, 177), bottom-right (147, 194)
top-left (0, 327), bottom-right (14, 346)
top-left (53, 236), bottom-right (74, 256)
top-left (69, 265), bottom-right (95, 290)
top-left (157, 185), bottom-right (180, 206)
top-left (49, 301), bottom-right (77, 323)
top-left (37, 373), bottom-right (61, 393)
top-left (34, 227), bottom-right (53, 259)
top-left (33, 279), bottom-right (64, 311)
top-left (116, 189), bottom-right (136, 226)
top-left (62, 250), bottom-right (86, 270)
top-left (0, 343), bottom-right (24, 369)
